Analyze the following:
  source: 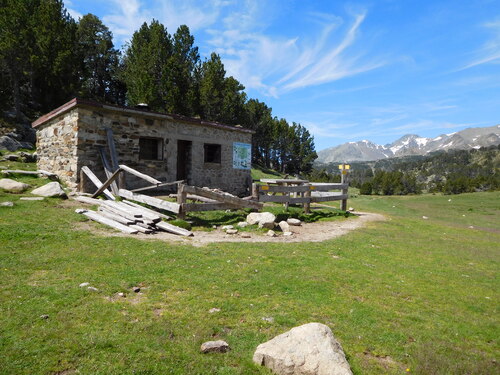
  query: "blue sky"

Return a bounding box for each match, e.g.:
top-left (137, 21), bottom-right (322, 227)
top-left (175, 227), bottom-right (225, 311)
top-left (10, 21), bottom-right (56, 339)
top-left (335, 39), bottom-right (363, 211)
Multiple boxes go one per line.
top-left (66, 0), bottom-right (500, 151)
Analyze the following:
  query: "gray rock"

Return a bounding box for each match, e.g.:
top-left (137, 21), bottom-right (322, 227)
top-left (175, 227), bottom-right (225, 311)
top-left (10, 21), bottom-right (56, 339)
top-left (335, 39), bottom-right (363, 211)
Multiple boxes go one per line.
top-left (1, 201), bottom-right (14, 207)
top-left (4, 154), bottom-right (19, 161)
top-left (31, 182), bottom-right (67, 198)
top-left (266, 230), bottom-right (276, 237)
top-left (20, 197), bottom-right (44, 201)
top-left (247, 212), bottom-right (276, 229)
top-left (278, 221), bottom-right (290, 233)
top-left (79, 282), bottom-right (90, 287)
top-left (222, 225), bottom-right (234, 230)
top-left (226, 229), bottom-right (238, 235)
top-left (40, 314), bottom-right (49, 320)
top-left (241, 233), bottom-right (251, 238)
top-left (87, 286), bottom-right (98, 292)
top-left (200, 340), bottom-right (230, 353)
top-left (0, 136), bottom-right (23, 152)
top-left (283, 232), bottom-right (293, 236)
top-left (0, 178), bottom-right (30, 193)
top-left (287, 218), bottom-right (302, 226)
top-left (237, 221), bottom-right (249, 228)
top-left (209, 308), bottom-right (221, 313)
top-left (253, 322), bottom-right (352, 375)
top-left (19, 152), bottom-right (36, 162)
top-left (262, 316), bottom-right (274, 323)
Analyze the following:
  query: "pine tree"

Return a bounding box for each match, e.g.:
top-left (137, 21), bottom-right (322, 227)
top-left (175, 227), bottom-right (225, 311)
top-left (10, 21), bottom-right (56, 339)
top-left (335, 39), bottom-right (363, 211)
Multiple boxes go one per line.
top-left (77, 13), bottom-right (122, 103)
top-left (122, 20), bottom-right (172, 110)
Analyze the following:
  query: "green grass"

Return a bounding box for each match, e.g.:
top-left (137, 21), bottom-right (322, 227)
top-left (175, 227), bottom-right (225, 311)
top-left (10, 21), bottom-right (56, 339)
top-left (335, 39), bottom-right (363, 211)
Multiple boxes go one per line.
top-left (251, 165), bottom-right (283, 180)
top-left (0, 178), bottom-right (499, 374)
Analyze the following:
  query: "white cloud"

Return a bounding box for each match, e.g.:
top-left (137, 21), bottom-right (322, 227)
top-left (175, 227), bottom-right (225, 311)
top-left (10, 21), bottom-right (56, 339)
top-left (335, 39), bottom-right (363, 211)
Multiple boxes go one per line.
top-left (65, 0), bottom-right (82, 20)
top-left (459, 18), bottom-right (500, 70)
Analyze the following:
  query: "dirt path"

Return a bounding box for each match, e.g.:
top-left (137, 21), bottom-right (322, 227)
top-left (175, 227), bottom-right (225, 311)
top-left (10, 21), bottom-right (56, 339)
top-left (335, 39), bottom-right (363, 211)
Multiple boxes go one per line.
top-left (74, 211), bottom-right (386, 245)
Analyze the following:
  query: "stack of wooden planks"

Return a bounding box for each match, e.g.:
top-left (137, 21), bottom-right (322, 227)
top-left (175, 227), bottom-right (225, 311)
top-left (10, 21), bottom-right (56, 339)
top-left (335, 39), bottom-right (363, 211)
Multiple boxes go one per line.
top-left (74, 196), bottom-right (192, 237)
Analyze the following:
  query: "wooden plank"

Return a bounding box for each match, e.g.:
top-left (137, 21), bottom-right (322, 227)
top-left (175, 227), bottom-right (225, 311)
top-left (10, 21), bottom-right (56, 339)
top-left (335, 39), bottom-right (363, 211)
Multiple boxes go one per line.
top-left (182, 203), bottom-right (235, 212)
top-left (76, 209), bottom-right (138, 234)
top-left (74, 195), bottom-right (102, 205)
top-left (310, 194), bottom-right (348, 203)
top-left (260, 179), bottom-right (309, 184)
top-left (92, 167), bottom-right (122, 198)
top-left (97, 207), bottom-right (136, 225)
top-left (119, 165), bottom-right (162, 185)
top-left (101, 200), bottom-right (142, 218)
top-left (122, 200), bottom-right (172, 220)
top-left (97, 146), bottom-right (119, 195)
top-left (257, 195), bottom-right (310, 204)
top-left (129, 224), bottom-right (153, 234)
top-left (80, 166), bottom-right (115, 200)
top-left (155, 221), bottom-right (193, 237)
top-left (98, 203), bottom-right (140, 222)
top-left (131, 180), bottom-right (183, 193)
top-left (118, 189), bottom-right (181, 214)
top-left (256, 183), bottom-right (348, 193)
top-left (310, 183), bottom-right (348, 191)
top-left (183, 185), bottom-right (262, 210)
top-left (106, 128), bottom-right (119, 172)
top-left (112, 201), bottom-right (161, 222)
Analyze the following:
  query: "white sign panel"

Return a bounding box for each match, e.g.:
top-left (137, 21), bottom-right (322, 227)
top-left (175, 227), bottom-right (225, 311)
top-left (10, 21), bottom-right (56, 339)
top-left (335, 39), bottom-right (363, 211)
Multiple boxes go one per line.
top-left (233, 142), bottom-right (251, 170)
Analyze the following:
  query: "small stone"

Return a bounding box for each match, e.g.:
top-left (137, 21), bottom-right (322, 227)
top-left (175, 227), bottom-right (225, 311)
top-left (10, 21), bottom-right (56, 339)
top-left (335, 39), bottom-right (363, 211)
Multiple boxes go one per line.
top-left (133, 287), bottom-right (141, 293)
top-left (212, 225), bottom-right (217, 229)
top-left (266, 230), bottom-right (276, 237)
top-left (87, 286), bottom-right (98, 292)
top-left (237, 221), bottom-right (249, 228)
top-left (422, 216), bottom-right (428, 220)
top-left (468, 225), bottom-right (474, 229)
top-left (247, 212), bottom-right (276, 228)
top-left (262, 316), bottom-right (274, 322)
top-left (222, 225), bottom-right (234, 230)
top-left (278, 221), bottom-right (290, 233)
top-left (0, 201), bottom-right (14, 207)
top-left (286, 218), bottom-right (301, 226)
top-left (79, 282), bottom-right (90, 287)
top-left (226, 229), bottom-right (238, 234)
top-left (209, 308), bottom-right (221, 313)
top-left (200, 340), bottom-right (230, 353)
top-left (20, 197), bottom-right (44, 201)
top-left (448, 199), bottom-right (452, 202)
top-left (240, 233), bottom-right (251, 238)
top-left (40, 314), bottom-right (49, 320)
top-left (348, 207), bottom-right (354, 211)
top-left (283, 231), bottom-right (293, 236)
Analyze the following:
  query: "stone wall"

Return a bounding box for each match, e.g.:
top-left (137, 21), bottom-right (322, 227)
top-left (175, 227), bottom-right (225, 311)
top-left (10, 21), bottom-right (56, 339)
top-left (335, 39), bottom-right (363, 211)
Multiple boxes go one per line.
top-left (36, 109), bottom-right (80, 189)
top-left (37, 103), bottom-right (252, 195)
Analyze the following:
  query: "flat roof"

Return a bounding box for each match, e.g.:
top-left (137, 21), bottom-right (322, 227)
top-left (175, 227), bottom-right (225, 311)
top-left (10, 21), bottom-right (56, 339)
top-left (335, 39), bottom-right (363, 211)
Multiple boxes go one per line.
top-left (32, 97), bottom-right (254, 134)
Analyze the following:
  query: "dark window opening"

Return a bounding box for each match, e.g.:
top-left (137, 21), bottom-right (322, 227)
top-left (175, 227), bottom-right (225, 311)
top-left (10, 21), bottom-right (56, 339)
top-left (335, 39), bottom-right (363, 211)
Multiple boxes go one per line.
top-left (139, 137), bottom-right (163, 160)
top-left (204, 144), bottom-right (221, 163)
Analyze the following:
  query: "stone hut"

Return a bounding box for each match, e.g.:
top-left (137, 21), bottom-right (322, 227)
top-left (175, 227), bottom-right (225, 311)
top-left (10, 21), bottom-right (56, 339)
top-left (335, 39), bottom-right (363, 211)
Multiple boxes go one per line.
top-left (32, 98), bottom-right (253, 195)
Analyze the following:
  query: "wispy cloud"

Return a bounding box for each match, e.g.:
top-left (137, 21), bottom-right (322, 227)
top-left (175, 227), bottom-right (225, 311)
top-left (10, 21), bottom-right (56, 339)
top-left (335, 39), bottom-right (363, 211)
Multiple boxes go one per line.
top-left (459, 18), bottom-right (500, 70)
top-left (65, 0), bottom-right (82, 20)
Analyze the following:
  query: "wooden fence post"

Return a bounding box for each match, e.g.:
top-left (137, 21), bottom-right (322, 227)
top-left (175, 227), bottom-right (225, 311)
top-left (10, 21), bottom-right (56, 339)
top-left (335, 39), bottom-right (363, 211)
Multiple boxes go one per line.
top-left (304, 183), bottom-right (311, 213)
top-left (340, 163), bottom-right (349, 211)
top-left (177, 183), bottom-right (187, 219)
top-left (252, 183), bottom-right (259, 201)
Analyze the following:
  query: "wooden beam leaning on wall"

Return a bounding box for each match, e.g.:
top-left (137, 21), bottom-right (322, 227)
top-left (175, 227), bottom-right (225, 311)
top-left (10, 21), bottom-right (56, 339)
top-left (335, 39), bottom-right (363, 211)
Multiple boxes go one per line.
top-left (81, 166), bottom-right (116, 201)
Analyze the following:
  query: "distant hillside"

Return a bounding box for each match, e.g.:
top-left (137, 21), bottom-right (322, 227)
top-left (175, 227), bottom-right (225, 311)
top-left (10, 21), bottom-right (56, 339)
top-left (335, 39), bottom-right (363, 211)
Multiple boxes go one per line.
top-left (317, 124), bottom-right (500, 163)
top-left (318, 145), bottom-right (500, 195)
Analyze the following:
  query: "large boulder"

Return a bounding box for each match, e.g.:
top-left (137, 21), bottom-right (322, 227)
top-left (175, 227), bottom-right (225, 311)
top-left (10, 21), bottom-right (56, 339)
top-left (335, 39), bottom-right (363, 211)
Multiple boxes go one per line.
top-left (246, 212), bottom-right (276, 229)
top-left (31, 182), bottom-right (67, 198)
top-left (0, 136), bottom-right (22, 152)
top-left (0, 178), bottom-right (30, 193)
top-left (253, 323), bottom-right (352, 375)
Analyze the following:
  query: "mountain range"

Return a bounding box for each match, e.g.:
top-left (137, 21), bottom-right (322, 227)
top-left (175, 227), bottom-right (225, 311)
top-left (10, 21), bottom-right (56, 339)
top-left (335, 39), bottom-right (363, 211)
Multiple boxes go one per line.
top-left (316, 125), bottom-right (500, 163)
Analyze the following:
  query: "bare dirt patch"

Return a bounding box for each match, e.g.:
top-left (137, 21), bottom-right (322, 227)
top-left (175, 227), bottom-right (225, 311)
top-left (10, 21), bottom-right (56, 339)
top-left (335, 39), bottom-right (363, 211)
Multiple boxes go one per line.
top-left (73, 211), bottom-right (385, 245)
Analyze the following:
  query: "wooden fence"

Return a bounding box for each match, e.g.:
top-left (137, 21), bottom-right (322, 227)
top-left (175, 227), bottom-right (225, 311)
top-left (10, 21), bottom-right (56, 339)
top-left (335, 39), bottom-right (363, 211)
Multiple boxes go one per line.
top-left (252, 181), bottom-right (349, 212)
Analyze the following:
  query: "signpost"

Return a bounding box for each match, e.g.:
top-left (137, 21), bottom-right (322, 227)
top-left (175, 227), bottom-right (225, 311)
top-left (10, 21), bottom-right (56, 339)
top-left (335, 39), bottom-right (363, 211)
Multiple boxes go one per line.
top-left (338, 163), bottom-right (350, 211)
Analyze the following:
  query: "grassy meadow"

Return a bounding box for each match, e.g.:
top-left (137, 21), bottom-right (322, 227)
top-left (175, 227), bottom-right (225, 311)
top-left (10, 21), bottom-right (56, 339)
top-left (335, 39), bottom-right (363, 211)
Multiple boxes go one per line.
top-left (0, 170), bottom-right (498, 374)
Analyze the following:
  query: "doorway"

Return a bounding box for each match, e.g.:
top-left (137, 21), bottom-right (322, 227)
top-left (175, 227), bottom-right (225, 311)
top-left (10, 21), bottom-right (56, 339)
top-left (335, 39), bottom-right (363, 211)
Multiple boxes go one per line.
top-left (177, 140), bottom-right (192, 182)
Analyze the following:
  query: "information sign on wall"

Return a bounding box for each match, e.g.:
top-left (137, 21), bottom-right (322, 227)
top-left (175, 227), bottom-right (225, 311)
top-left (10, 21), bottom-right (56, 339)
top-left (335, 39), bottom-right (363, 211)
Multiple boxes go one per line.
top-left (233, 142), bottom-right (251, 169)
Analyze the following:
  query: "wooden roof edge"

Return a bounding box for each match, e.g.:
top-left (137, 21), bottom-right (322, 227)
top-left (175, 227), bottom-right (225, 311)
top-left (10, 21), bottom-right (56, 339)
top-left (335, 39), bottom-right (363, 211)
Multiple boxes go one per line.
top-left (32, 98), bottom-right (255, 134)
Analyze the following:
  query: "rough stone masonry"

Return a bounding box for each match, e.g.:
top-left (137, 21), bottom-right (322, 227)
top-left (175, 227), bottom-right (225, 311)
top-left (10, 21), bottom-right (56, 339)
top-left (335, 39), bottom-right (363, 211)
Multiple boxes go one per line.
top-left (33, 98), bottom-right (253, 195)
